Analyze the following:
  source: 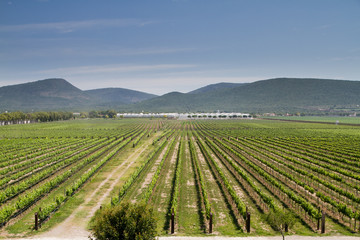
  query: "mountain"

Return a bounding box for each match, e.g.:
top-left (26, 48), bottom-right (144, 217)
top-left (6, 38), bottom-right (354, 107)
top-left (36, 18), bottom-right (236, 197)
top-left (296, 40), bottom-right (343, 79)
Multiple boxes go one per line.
top-left (85, 88), bottom-right (157, 105)
top-left (0, 78), bottom-right (156, 112)
top-left (1, 77), bottom-right (360, 113)
top-left (0, 78), bottom-right (93, 111)
top-left (128, 92), bottom-right (191, 112)
top-left (188, 82), bottom-right (247, 94)
top-left (128, 78), bottom-right (360, 113)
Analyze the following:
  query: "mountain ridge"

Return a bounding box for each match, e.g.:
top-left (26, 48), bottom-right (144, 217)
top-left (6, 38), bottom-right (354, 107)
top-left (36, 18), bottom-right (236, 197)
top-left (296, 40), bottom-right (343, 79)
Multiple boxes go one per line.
top-left (188, 82), bottom-right (247, 94)
top-left (85, 87), bottom-right (157, 105)
top-left (127, 78), bottom-right (360, 113)
top-left (0, 78), bottom-right (156, 111)
top-left (1, 77), bottom-right (360, 113)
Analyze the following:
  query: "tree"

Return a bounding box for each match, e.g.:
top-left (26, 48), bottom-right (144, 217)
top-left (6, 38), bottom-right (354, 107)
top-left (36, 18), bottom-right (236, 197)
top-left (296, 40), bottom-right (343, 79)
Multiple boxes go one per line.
top-left (89, 110), bottom-right (99, 118)
top-left (91, 201), bottom-right (157, 240)
top-left (106, 110), bottom-right (117, 118)
top-left (80, 112), bottom-right (88, 118)
top-left (266, 209), bottom-right (296, 240)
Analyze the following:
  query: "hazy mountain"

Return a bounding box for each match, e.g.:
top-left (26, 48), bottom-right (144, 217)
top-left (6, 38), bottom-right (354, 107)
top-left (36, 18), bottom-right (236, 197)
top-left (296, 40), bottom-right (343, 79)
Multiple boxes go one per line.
top-left (1, 77), bottom-right (360, 113)
top-left (0, 78), bottom-right (156, 111)
top-left (0, 78), bottom-right (93, 111)
top-left (188, 82), bottom-right (247, 94)
top-left (128, 78), bottom-right (360, 113)
top-left (85, 88), bottom-right (157, 105)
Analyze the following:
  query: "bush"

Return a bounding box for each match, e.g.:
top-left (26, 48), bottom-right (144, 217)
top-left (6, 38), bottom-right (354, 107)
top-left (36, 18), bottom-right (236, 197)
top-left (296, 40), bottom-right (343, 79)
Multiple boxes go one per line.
top-left (266, 209), bottom-right (296, 240)
top-left (91, 201), bottom-right (157, 240)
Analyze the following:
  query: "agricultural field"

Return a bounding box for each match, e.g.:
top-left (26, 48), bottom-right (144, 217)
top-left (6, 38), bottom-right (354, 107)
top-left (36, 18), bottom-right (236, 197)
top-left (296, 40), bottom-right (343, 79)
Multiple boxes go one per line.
top-left (0, 118), bottom-right (360, 238)
top-left (262, 116), bottom-right (360, 125)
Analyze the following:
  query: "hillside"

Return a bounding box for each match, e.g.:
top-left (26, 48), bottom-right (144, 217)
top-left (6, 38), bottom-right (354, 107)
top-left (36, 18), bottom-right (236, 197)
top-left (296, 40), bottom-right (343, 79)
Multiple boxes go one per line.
top-left (129, 78), bottom-right (360, 113)
top-left (1, 78), bottom-right (360, 113)
top-left (188, 82), bottom-right (247, 94)
top-left (0, 78), bottom-right (93, 111)
top-left (0, 78), bottom-right (156, 111)
top-left (85, 88), bottom-right (157, 105)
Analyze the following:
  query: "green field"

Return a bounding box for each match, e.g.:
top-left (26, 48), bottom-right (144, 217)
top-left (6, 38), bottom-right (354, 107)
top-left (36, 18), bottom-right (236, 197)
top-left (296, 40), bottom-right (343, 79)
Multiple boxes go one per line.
top-left (0, 119), bottom-right (360, 238)
top-left (263, 116), bottom-right (360, 125)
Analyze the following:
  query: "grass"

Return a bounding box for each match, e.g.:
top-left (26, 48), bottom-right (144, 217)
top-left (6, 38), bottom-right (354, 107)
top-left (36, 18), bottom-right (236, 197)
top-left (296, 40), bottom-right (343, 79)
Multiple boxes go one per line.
top-left (177, 137), bottom-right (204, 235)
top-left (193, 141), bottom-right (240, 236)
top-left (149, 138), bottom-right (178, 235)
top-left (263, 116), bottom-right (360, 125)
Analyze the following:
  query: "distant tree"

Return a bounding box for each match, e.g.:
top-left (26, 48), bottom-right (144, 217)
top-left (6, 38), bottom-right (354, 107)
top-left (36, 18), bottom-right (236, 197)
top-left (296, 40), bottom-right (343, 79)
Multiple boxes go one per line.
top-left (35, 112), bottom-right (50, 122)
top-left (91, 201), bottom-right (157, 240)
top-left (0, 113), bottom-right (9, 123)
top-left (106, 110), bottom-right (117, 118)
top-left (89, 110), bottom-right (99, 118)
top-left (80, 112), bottom-right (88, 118)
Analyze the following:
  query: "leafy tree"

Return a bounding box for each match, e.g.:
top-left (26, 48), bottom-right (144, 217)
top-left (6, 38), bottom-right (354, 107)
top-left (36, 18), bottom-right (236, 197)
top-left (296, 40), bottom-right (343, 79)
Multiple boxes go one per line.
top-left (266, 209), bottom-right (296, 240)
top-left (89, 110), bottom-right (99, 118)
top-left (91, 201), bottom-right (157, 240)
top-left (0, 112), bottom-right (10, 122)
top-left (106, 109), bottom-right (117, 118)
top-left (80, 112), bottom-right (88, 118)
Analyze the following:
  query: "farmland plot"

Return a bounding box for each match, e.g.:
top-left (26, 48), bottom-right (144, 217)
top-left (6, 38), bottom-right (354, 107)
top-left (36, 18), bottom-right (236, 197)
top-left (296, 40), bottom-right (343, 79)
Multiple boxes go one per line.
top-left (0, 119), bottom-right (360, 238)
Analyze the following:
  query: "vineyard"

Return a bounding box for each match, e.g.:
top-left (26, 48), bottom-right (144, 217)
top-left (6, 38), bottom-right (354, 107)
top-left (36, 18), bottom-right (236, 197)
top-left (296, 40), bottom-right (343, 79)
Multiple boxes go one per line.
top-left (0, 118), bottom-right (360, 237)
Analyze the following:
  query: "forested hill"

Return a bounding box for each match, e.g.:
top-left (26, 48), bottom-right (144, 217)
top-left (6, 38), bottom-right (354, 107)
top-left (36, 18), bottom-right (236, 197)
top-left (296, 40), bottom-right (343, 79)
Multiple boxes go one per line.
top-left (187, 82), bottom-right (247, 94)
top-left (0, 78), bottom-right (156, 111)
top-left (128, 78), bottom-right (360, 113)
top-left (0, 78), bottom-right (92, 111)
top-left (1, 78), bottom-right (360, 113)
top-left (85, 88), bottom-right (157, 105)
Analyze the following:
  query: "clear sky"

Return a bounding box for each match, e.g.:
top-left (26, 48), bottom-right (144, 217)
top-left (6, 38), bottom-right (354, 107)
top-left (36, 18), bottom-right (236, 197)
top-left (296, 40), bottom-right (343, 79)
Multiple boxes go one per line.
top-left (1, 0), bottom-right (359, 95)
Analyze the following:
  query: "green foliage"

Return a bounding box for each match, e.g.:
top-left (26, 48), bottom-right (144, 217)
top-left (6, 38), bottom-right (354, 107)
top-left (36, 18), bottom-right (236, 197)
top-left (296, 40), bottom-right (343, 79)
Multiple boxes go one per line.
top-left (91, 202), bottom-right (157, 240)
top-left (197, 136), bottom-right (247, 218)
top-left (1, 119), bottom-right (360, 235)
top-left (0, 111), bottom-right (73, 123)
top-left (112, 138), bottom-right (167, 204)
top-left (216, 136), bottom-right (320, 218)
top-left (188, 138), bottom-right (212, 219)
top-left (88, 110), bottom-right (118, 119)
top-left (170, 137), bottom-right (184, 216)
top-left (125, 78), bottom-right (360, 113)
top-left (142, 137), bottom-right (176, 202)
top-left (266, 209), bottom-right (296, 239)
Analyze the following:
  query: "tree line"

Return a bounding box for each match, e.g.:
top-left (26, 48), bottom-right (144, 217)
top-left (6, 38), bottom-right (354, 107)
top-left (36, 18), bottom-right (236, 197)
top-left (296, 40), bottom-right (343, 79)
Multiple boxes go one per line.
top-left (0, 111), bottom-right (73, 125)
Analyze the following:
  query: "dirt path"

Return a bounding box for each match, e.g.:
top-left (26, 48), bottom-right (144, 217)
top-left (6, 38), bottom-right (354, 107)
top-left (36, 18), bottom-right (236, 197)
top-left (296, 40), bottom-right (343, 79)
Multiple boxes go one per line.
top-left (35, 138), bottom-right (153, 239)
top-left (136, 142), bottom-right (170, 198)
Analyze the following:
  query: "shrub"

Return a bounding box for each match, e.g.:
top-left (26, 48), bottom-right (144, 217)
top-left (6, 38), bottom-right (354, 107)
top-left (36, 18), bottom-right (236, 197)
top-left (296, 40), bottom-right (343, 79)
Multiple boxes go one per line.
top-left (91, 201), bottom-right (157, 240)
top-left (266, 209), bottom-right (296, 240)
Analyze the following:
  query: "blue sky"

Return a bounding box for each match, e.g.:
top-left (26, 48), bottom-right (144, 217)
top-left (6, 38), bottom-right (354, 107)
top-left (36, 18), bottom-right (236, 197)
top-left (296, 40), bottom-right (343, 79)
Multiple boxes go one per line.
top-left (1, 0), bottom-right (359, 95)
